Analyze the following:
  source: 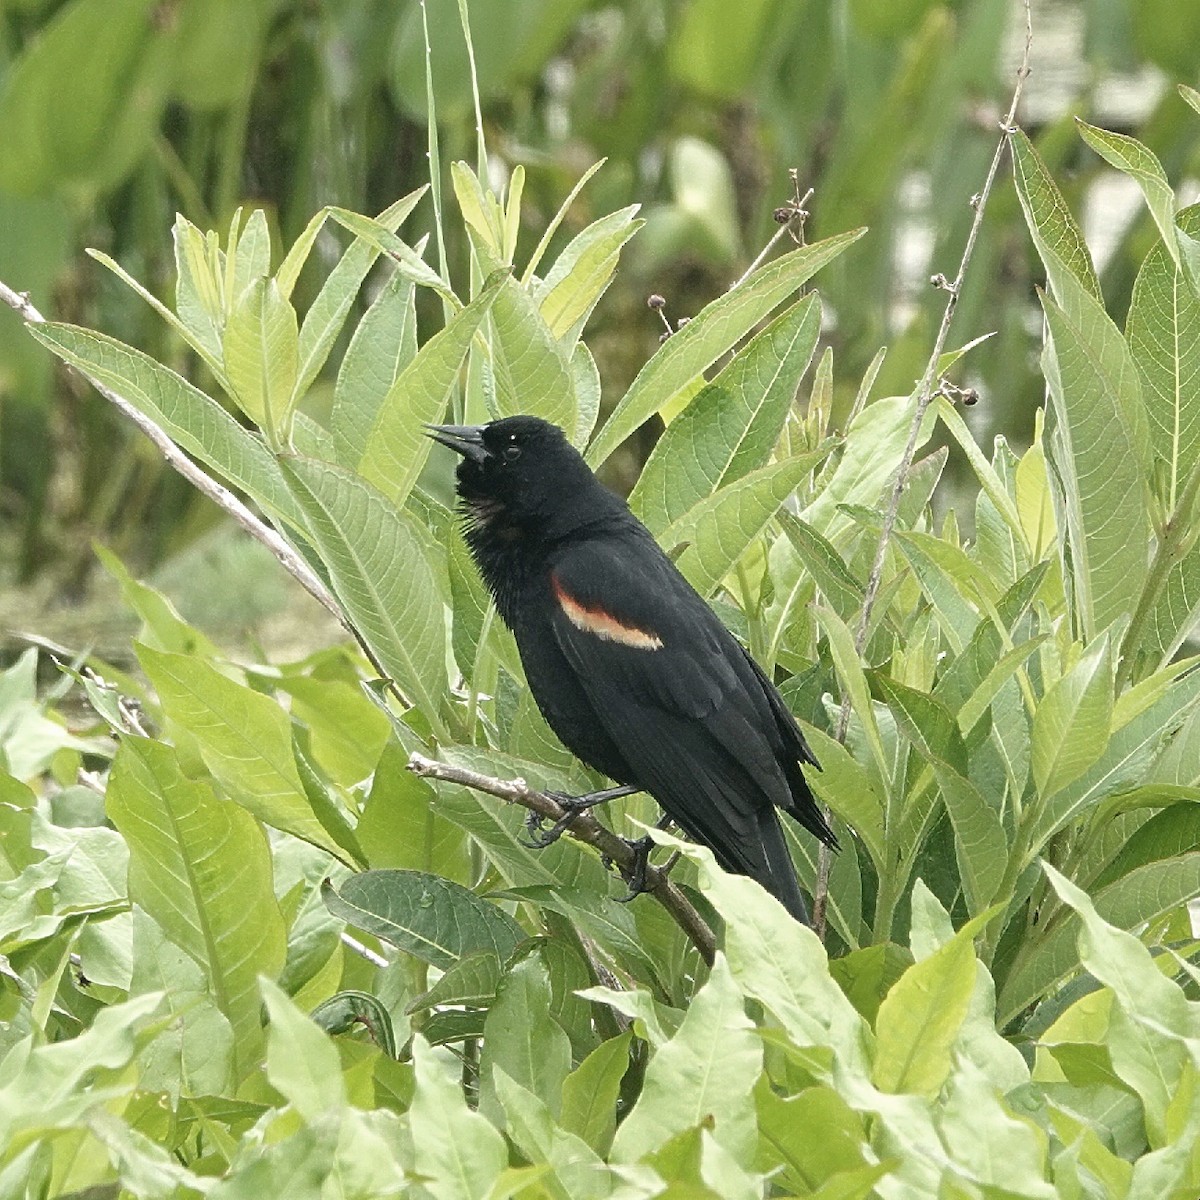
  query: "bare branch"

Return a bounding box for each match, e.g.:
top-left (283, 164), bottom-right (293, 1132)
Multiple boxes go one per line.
top-left (812, 0), bottom-right (1034, 938)
top-left (407, 752), bottom-right (717, 966)
top-left (0, 276), bottom-right (346, 629)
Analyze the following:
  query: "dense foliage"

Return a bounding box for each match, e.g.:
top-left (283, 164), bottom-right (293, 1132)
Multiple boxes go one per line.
top-left (5, 4), bottom-right (1200, 1198)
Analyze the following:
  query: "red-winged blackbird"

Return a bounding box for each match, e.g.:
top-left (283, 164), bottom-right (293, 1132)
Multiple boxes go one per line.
top-left (429, 415), bottom-right (836, 922)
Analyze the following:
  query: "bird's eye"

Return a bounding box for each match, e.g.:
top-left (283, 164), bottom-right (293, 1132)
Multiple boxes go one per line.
top-left (503, 444), bottom-right (522, 463)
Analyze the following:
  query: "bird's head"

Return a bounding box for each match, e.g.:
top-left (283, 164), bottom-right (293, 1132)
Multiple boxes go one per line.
top-left (426, 415), bottom-right (613, 538)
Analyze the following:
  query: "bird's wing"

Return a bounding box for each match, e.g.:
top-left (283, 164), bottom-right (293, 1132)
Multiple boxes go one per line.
top-left (546, 531), bottom-right (793, 879)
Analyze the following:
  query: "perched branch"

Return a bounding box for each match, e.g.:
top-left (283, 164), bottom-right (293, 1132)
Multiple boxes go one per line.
top-left (407, 752), bottom-right (717, 966)
top-left (0, 277), bottom-right (346, 629)
top-left (811, 0), bottom-right (1035, 938)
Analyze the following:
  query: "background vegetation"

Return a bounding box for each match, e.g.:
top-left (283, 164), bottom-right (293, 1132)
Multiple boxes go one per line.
top-left (4, 0), bottom-right (1200, 1196)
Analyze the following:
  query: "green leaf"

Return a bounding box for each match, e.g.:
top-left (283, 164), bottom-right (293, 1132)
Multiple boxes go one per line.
top-left (1011, 130), bottom-right (1101, 302)
top-left (1032, 665), bottom-right (1200, 846)
top-left (629, 294), bottom-right (823, 533)
top-left (933, 767), bottom-right (1008, 918)
top-left (296, 190), bottom-right (429, 398)
top-left (173, 215), bottom-right (224, 359)
top-left (331, 270), bottom-right (419, 468)
top-left (222, 276), bottom-right (299, 439)
top-left (357, 274), bottom-right (503, 505)
top-left (611, 954), bottom-right (762, 1166)
top-left (872, 915), bottom-right (978, 1096)
top-left (479, 953), bottom-right (572, 1121)
top-left (327, 205), bottom-right (453, 303)
top-left (585, 228), bottom-right (865, 466)
top-left (534, 205), bottom-right (642, 343)
top-left (1076, 119), bottom-right (1179, 269)
top-left (408, 950), bottom-right (502, 1012)
top-left (106, 738), bottom-right (286, 1075)
top-left (261, 978), bottom-right (345, 1121)
top-left (677, 834), bottom-right (871, 1076)
top-left (1031, 634), bottom-right (1114, 800)
top-left (559, 1031), bottom-right (632, 1154)
top-left (136, 644), bottom-right (353, 862)
top-left (662, 453), bottom-right (826, 597)
top-left (86, 247), bottom-right (228, 383)
top-left (488, 275), bottom-right (577, 436)
top-left (281, 457), bottom-right (449, 739)
top-left (997, 852), bottom-right (1200, 1026)
top-left (1041, 285), bottom-right (1151, 637)
top-left (798, 724), bottom-right (886, 872)
top-left (0, 0), bottom-right (173, 197)
top-left (1043, 864), bottom-right (1193, 1145)
top-left (410, 1034), bottom-right (508, 1200)
top-left (321, 869), bottom-right (524, 970)
top-left (26, 323), bottom-right (303, 530)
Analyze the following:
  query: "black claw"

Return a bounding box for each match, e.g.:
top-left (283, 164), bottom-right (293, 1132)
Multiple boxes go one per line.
top-left (616, 835), bottom-right (654, 902)
top-left (520, 784), bottom-right (640, 852)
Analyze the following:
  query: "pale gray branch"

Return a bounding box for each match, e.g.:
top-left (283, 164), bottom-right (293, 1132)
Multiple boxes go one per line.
top-left (0, 275), bottom-right (346, 629)
top-left (407, 752), bottom-right (717, 966)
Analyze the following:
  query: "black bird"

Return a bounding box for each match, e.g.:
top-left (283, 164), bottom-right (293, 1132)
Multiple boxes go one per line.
top-left (428, 415), bottom-right (836, 922)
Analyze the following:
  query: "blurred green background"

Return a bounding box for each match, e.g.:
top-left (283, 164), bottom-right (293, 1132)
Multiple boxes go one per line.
top-left (1, 0), bottom-right (1197, 660)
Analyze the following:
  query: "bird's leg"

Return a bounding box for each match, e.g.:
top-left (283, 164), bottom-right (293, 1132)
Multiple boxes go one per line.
top-left (615, 815), bottom-right (678, 903)
top-left (521, 783), bottom-right (640, 849)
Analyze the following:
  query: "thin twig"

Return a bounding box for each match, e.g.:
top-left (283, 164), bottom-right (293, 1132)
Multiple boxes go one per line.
top-left (811, 0), bottom-right (1034, 938)
top-left (0, 277), bottom-right (346, 628)
top-left (407, 752), bottom-right (717, 966)
top-left (341, 931), bottom-right (391, 970)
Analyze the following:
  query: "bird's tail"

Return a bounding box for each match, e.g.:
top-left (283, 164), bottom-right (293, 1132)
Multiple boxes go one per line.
top-left (756, 808), bottom-right (811, 925)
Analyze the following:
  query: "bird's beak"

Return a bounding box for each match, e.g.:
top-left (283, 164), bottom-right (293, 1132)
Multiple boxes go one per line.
top-left (425, 423), bottom-right (489, 464)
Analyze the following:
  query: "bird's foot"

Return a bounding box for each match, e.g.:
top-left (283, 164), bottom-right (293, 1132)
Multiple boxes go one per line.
top-left (521, 784), bottom-right (639, 849)
top-left (613, 828), bottom-right (680, 903)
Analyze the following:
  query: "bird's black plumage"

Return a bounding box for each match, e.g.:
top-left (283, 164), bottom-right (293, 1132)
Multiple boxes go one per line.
top-left (429, 415), bottom-right (836, 922)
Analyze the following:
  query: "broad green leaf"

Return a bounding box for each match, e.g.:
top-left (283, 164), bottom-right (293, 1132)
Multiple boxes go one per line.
top-left (281, 457), bottom-right (449, 739)
top-left (1077, 120), bottom-right (1179, 269)
top-left (222, 276), bottom-right (299, 438)
top-left (663, 453), bottom-right (825, 597)
top-left (997, 851), bottom-right (1200, 1026)
top-left (491, 1069), bottom-right (612, 1200)
top-left (0, 993), bottom-right (165, 1159)
top-left (321, 869), bottom-right (523, 969)
top-left (1011, 130), bottom-right (1101, 302)
top-left (173, 214), bottom-right (224, 359)
top-left (814, 606), bottom-right (891, 787)
top-left (230, 208), bottom-right (272, 300)
top-left (611, 954), bottom-right (762, 1166)
top-left (295, 190), bottom-right (428, 399)
top-left (410, 1034), bottom-right (508, 1200)
top-left (534, 205), bottom-right (642, 342)
top-left (798, 724), bottom-right (886, 871)
top-left (451, 159), bottom-right (504, 257)
top-left (777, 511), bottom-right (866, 626)
top-left (331, 269), bottom-right (419, 468)
top-left (136, 644), bottom-right (352, 862)
top-left (327, 206), bottom-right (453, 303)
top-left (1043, 865), bottom-right (1193, 1145)
top-left (933, 767), bottom-right (1008, 917)
top-left (408, 950), bottom-right (503, 1012)
top-left (357, 274), bottom-right (503, 505)
top-left (86, 247), bottom-right (228, 383)
top-left (488, 275), bottom-right (576, 435)
top-left (106, 738), bottom-right (286, 1075)
top-left (1041, 287), bottom-right (1151, 637)
top-left (479, 953), bottom-right (572, 1121)
top-left (1031, 634), bottom-right (1114, 800)
top-left (357, 742), bottom-right (468, 878)
top-left (873, 916), bottom-right (977, 1096)
top-left (559, 1031), bottom-right (632, 1155)
top-left (570, 342), bottom-right (602, 449)
top-left (0, 0), bottom-right (173, 197)
top-left (276, 208), bottom-right (329, 299)
top-left (629, 294), bottom-right (822, 533)
top-left (586, 228), bottom-right (865, 466)
top-left (261, 978), bottom-right (345, 1121)
top-left (1032, 665), bottom-right (1200, 846)
top-left (674, 833), bottom-right (871, 1076)
top-left (26, 323), bottom-right (303, 530)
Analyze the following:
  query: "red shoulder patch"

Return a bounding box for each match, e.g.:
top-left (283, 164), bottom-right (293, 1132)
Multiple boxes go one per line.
top-left (551, 573), bottom-right (663, 650)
